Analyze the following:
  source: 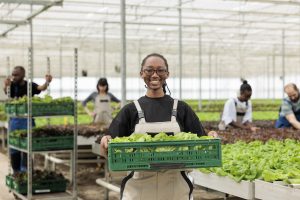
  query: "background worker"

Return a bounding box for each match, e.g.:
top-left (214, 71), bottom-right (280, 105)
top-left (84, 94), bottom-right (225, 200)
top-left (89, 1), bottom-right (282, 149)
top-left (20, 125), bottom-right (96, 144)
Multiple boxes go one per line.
top-left (218, 80), bottom-right (259, 131)
top-left (3, 66), bottom-right (52, 172)
top-left (275, 83), bottom-right (300, 129)
top-left (100, 53), bottom-right (216, 200)
top-left (82, 78), bottom-right (120, 128)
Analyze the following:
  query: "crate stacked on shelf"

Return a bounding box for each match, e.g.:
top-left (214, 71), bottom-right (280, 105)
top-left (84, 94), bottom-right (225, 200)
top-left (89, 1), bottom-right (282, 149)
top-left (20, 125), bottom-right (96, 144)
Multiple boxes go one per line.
top-left (6, 170), bottom-right (68, 194)
top-left (5, 95), bottom-right (74, 117)
top-left (0, 102), bottom-right (7, 150)
top-left (5, 95), bottom-right (76, 198)
top-left (9, 127), bottom-right (74, 151)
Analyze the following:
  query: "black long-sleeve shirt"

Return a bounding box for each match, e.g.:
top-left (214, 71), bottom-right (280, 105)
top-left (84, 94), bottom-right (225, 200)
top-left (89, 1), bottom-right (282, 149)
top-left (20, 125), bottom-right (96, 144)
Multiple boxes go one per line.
top-left (108, 95), bottom-right (206, 138)
top-left (10, 81), bottom-right (41, 98)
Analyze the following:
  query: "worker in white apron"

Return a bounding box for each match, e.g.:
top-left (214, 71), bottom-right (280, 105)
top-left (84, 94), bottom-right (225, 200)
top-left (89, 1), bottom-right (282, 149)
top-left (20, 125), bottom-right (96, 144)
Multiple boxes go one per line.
top-left (100, 53), bottom-right (215, 200)
top-left (120, 99), bottom-right (193, 200)
top-left (82, 78), bottom-right (120, 128)
top-left (93, 94), bottom-right (113, 128)
top-left (218, 80), bottom-right (259, 131)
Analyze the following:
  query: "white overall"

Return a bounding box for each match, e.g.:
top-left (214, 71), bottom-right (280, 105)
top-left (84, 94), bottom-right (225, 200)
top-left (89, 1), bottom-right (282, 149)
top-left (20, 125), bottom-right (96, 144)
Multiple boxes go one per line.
top-left (218, 99), bottom-right (248, 130)
top-left (120, 99), bottom-right (193, 200)
top-left (235, 104), bottom-right (247, 124)
top-left (93, 94), bottom-right (112, 128)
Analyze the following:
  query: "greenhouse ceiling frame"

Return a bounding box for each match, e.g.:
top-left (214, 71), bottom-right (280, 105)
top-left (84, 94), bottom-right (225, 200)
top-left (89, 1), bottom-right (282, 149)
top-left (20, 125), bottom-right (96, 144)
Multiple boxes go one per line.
top-left (0, 0), bottom-right (300, 81)
top-left (0, 0), bottom-right (63, 37)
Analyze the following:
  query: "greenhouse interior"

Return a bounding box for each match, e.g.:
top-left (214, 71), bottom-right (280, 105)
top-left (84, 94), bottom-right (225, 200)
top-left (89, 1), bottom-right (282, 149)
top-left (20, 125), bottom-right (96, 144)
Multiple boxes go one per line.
top-left (0, 0), bottom-right (299, 200)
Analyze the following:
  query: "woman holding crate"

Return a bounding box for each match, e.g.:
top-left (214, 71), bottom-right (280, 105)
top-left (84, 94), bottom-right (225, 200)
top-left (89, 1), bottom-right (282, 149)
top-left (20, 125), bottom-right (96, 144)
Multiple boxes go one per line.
top-left (100, 53), bottom-right (216, 200)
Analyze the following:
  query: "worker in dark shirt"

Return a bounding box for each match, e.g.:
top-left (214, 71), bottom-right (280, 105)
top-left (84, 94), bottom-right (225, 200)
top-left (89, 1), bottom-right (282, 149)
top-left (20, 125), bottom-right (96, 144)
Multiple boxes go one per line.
top-left (99, 53), bottom-right (217, 200)
top-left (3, 66), bottom-right (52, 172)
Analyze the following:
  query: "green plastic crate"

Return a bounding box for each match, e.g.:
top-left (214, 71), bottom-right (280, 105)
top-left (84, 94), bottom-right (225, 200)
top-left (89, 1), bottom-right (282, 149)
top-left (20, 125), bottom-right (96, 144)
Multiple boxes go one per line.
top-left (5, 175), bottom-right (12, 188)
top-left (9, 136), bottom-right (20, 147)
top-left (19, 136), bottom-right (74, 151)
top-left (108, 139), bottom-right (222, 171)
top-left (11, 179), bottom-right (67, 194)
top-left (5, 104), bottom-right (16, 115)
top-left (16, 103), bottom-right (74, 116)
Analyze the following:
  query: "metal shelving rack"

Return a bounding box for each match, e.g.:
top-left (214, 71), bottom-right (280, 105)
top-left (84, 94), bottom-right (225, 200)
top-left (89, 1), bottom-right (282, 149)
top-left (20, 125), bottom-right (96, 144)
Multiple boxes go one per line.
top-left (7, 48), bottom-right (78, 200)
top-left (3, 1), bottom-right (78, 199)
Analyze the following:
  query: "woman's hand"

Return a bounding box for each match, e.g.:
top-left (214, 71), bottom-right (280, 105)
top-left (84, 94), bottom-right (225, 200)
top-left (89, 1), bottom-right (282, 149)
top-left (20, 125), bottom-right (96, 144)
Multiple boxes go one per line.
top-left (89, 111), bottom-right (96, 118)
top-left (100, 135), bottom-right (112, 159)
top-left (207, 131), bottom-right (218, 138)
top-left (4, 77), bottom-right (11, 87)
top-left (3, 77), bottom-right (11, 94)
top-left (250, 126), bottom-right (260, 132)
top-left (45, 74), bottom-right (52, 84)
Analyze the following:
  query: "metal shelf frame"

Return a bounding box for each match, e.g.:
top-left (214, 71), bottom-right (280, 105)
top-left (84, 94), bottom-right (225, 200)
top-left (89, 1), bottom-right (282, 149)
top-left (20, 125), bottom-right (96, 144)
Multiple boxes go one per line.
top-left (6, 49), bottom-right (79, 200)
top-left (4, 1), bottom-right (78, 197)
top-left (0, 0), bottom-right (63, 37)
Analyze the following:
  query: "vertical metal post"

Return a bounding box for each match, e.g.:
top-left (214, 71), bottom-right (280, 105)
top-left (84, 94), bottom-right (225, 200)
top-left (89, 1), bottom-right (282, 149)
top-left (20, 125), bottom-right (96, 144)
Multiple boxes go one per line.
top-left (6, 56), bottom-right (11, 174)
top-left (282, 29), bottom-right (285, 99)
top-left (46, 57), bottom-right (51, 94)
top-left (178, 0), bottom-right (182, 100)
top-left (27, 4), bottom-right (34, 198)
top-left (6, 56), bottom-right (11, 99)
top-left (46, 57), bottom-right (51, 127)
top-left (102, 22), bottom-right (106, 77)
top-left (73, 48), bottom-right (78, 200)
top-left (215, 54), bottom-right (218, 100)
top-left (6, 56), bottom-right (10, 76)
top-left (120, 0), bottom-right (127, 107)
top-left (272, 46), bottom-right (276, 100)
top-left (198, 26), bottom-right (202, 110)
top-left (28, 47), bottom-right (33, 200)
top-left (44, 56), bottom-right (50, 168)
top-left (59, 37), bottom-right (63, 97)
top-left (138, 39), bottom-right (142, 97)
top-left (44, 57), bottom-right (51, 131)
top-left (267, 56), bottom-right (270, 99)
top-left (209, 45), bottom-right (212, 100)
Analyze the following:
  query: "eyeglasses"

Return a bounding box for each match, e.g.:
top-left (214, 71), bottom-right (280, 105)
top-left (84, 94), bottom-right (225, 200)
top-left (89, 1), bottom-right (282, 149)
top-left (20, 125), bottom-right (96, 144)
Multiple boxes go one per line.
top-left (143, 68), bottom-right (168, 76)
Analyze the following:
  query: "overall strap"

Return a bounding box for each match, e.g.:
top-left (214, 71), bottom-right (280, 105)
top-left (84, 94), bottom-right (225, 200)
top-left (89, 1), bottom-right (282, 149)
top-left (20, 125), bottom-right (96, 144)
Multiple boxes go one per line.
top-left (234, 98), bottom-right (247, 116)
top-left (171, 99), bottom-right (178, 122)
top-left (133, 100), bottom-right (146, 123)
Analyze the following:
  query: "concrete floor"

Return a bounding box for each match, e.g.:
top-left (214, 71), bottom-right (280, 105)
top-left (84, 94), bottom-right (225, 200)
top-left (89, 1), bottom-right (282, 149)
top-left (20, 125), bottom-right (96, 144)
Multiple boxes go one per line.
top-left (0, 151), bottom-right (15, 200)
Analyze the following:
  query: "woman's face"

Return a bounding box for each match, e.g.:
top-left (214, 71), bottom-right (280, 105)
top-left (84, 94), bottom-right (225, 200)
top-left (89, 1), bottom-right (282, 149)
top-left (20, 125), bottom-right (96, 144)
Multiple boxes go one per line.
top-left (239, 90), bottom-right (252, 102)
top-left (140, 56), bottom-right (169, 91)
top-left (98, 85), bottom-right (107, 93)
